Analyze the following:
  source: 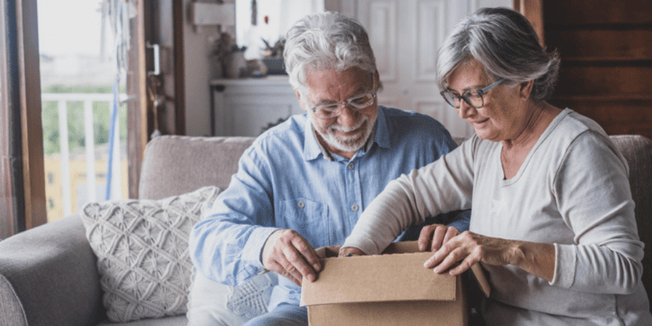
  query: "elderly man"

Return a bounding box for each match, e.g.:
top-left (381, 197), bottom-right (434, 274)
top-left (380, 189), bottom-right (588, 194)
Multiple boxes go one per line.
top-left (189, 11), bottom-right (469, 325)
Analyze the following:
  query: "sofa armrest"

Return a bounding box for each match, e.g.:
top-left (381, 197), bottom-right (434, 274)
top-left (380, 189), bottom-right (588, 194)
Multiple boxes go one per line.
top-left (0, 214), bottom-right (105, 326)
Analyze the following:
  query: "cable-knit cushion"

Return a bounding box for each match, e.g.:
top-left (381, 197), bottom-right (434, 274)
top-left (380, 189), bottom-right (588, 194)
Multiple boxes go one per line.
top-left (80, 186), bottom-right (221, 323)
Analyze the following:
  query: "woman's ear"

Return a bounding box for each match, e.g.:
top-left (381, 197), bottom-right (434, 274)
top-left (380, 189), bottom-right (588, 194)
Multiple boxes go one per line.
top-left (519, 80), bottom-right (535, 101)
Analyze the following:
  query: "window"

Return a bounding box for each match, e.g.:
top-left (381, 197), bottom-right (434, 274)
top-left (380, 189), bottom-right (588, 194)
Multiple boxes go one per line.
top-left (38, 0), bottom-right (129, 222)
top-left (1, 0), bottom-right (150, 238)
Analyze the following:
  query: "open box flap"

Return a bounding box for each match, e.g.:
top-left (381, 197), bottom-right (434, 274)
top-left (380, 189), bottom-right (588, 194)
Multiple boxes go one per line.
top-left (312, 241), bottom-right (422, 259)
top-left (303, 241), bottom-right (490, 306)
top-left (300, 251), bottom-right (457, 306)
top-left (470, 263), bottom-right (491, 297)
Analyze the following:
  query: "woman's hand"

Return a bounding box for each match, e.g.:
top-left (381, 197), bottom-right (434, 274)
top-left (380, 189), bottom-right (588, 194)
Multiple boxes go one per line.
top-left (339, 247), bottom-right (366, 257)
top-left (418, 224), bottom-right (460, 252)
top-left (424, 231), bottom-right (555, 282)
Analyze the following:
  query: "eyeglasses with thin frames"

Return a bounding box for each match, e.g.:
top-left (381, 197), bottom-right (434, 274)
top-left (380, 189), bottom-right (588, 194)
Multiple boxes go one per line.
top-left (440, 79), bottom-right (504, 109)
top-left (304, 75), bottom-right (377, 120)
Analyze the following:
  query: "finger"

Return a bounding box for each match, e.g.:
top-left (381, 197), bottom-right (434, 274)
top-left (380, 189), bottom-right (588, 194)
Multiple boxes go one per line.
top-left (291, 236), bottom-right (322, 272)
top-left (448, 255), bottom-right (478, 276)
top-left (268, 260), bottom-right (301, 286)
top-left (284, 272), bottom-right (301, 287)
top-left (424, 235), bottom-right (457, 269)
top-left (290, 276), bottom-right (301, 287)
top-left (443, 226), bottom-right (459, 244)
top-left (282, 244), bottom-right (316, 283)
top-left (277, 252), bottom-right (305, 285)
top-left (339, 247), bottom-right (366, 257)
top-left (433, 247), bottom-right (467, 274)
top-left (418, 226), bottom-right (435, 251)
top-left (430, 226), bottom-right (447, 252)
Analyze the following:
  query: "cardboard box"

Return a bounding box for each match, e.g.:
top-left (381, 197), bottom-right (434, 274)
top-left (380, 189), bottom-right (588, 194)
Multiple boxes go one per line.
top-left (300, 241), bottom-right (490, 326)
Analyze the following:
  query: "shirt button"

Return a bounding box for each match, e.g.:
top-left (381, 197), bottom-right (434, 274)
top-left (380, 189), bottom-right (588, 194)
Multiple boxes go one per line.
top-left (351, 204), bottom-right (359, 211)
top-left (348, 162), bottom-right (354, 169)
top-left (298, 201), bottom-right (305, 208)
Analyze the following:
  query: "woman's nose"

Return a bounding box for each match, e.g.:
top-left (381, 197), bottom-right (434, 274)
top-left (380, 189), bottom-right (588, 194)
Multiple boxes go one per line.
top-left (457, 101), bottom-right (474, 119)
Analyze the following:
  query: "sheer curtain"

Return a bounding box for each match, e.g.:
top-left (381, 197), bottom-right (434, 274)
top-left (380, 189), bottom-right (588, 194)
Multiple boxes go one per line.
top-left (236, 0), bottom-right (324, 60)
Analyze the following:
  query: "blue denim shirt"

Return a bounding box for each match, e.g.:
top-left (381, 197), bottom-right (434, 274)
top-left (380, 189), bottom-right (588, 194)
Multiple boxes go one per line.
top-left (190, 107), bottom-right (470, 310)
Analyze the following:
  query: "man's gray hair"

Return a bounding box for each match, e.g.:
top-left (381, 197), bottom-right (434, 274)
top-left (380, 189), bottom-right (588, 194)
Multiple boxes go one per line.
top-left (437, 7), bottom-right (560, 101)
top-left (284, 12), bottom-right (376, 95)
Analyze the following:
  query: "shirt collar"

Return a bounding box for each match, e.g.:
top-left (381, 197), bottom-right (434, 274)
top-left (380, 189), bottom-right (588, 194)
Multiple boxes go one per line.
top-left (374, 106), bottom-right (390, 150)
top-left (303, 106), bottom-right (390, 161)
top-left (303, 116), bottom-right (326, 161)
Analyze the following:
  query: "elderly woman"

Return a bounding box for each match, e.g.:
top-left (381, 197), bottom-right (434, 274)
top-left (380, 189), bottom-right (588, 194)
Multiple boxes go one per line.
top-left (340, 7), bottom-right (652, 325)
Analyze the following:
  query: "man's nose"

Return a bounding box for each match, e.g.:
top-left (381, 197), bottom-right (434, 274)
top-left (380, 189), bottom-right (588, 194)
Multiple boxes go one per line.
top-left (337, 104), bottom-right (358, 127)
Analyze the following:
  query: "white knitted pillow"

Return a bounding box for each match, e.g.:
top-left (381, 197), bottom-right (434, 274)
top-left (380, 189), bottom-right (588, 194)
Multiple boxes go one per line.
top-left (80, 186), bottom-right (221, 323)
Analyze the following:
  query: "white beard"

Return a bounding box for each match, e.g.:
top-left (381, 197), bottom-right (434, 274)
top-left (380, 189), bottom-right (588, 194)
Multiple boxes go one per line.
top-left (314, 114), bottom-right (377, 153)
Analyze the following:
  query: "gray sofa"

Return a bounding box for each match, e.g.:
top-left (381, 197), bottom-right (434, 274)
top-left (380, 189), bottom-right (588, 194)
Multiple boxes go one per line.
top-left (0, 134), bottom-right (651, 325)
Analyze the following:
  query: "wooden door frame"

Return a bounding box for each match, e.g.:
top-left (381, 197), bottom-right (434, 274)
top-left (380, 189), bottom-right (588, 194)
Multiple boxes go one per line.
top-left (513, 0), bottom-right (545, 45)
top-left (0, 0), bottom-right (55, 236)
top-left (127, 0), bottom-right (150, 199)
top-left (151, 0), bottom-right (185, 138)
top-left (16, 0), bottom-right (47, 231)
top-left (0, 0), bottom-right (48, 236)
top-left (128, 0), bottom-right (186, 199)
top-left (0, 0), bottom-right (27, 238)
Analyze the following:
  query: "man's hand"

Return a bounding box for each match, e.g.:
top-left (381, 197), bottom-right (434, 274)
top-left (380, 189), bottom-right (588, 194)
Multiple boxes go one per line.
top-left (418, 224), bottom-right (459, 252)
top-left (261, 229), bottom-right (322, 286)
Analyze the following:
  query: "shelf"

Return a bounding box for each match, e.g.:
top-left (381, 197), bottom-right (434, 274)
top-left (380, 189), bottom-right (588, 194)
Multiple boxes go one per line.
top-left (211, 76), bottom-right (301, 137)
top-left (210, 75), bottom-right (291, 87)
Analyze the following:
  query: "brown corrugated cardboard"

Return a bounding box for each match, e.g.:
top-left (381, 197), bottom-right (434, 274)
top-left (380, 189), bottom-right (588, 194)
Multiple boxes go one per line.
top-left (300, 241), bottom-right (490, 326)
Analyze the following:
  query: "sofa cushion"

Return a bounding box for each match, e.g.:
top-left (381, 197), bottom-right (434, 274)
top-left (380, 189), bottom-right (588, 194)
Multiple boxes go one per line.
top-left (610, 135), bottom-right (652, 305)
top-left (0, 213), bottom-right (104, 326)
top-left (98, 315), bottom-right (188, 326)
top-left (80, 186), bottom-right (221, 323)
top-left (139, 136), bottom-right (255, 200)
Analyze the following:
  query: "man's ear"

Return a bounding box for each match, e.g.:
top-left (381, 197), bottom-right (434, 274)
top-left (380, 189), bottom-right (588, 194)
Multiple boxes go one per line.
top-left (519, 80), bottom-right (535, 101)
top-left (373, 70), bottom-right (380, 91)
top-left (294, 88), bottom-right (308, 112)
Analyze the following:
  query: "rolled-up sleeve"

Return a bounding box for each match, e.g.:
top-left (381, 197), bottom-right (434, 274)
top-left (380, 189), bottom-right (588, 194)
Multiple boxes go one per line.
top-left (189, 144), bottom-right (279, 287)
top-left (344, 140), bottom-right (476, 254)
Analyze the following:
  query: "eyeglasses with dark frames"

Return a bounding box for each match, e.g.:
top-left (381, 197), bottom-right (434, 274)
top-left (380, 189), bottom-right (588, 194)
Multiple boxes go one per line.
top-left (440, 79), bottom-right (504, 109)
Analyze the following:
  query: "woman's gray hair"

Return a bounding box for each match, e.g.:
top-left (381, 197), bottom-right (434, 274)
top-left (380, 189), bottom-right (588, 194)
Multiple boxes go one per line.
top-left (437, 7), bottom-right (560, 101)
top-left (284, 12), bottom-right (376, 95)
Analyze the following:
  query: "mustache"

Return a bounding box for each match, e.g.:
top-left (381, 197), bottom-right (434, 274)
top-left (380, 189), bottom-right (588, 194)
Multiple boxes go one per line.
top-left (328, 115), bottom-right (368, 133)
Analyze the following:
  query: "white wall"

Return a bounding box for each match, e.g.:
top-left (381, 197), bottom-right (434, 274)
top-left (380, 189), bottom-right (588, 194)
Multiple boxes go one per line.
top-left (235, 0), bottom-right (324, 60)
top-left (478, 0), bottom-right (513, 9)
top-left (182, 0), bottom-right (512, 136)
top-left (183, 0), bottom-right (232, 136)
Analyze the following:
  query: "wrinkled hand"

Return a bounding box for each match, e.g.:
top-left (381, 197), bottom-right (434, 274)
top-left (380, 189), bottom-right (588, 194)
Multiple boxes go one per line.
top-left (418, 224), bottom-right (459, 252)
top-left (338, 247), bottom-right (366, 257)
top-left (425, 231), bottom-right (515, 276)
top-left (261, 229), bottom-right (321, 286)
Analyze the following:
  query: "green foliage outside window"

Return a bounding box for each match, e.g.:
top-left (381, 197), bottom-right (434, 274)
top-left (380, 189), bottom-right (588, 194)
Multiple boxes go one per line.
top-left (41, 85), bottom-right (127, 155)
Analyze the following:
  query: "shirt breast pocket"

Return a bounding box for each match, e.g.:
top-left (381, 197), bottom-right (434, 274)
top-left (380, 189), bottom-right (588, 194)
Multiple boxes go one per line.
top-left (279, 198), bottom-right (329, 247)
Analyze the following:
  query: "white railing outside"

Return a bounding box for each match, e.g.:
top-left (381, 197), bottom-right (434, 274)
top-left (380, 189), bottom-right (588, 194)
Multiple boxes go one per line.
top-left (41, 93), bottom-right (127, 217)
